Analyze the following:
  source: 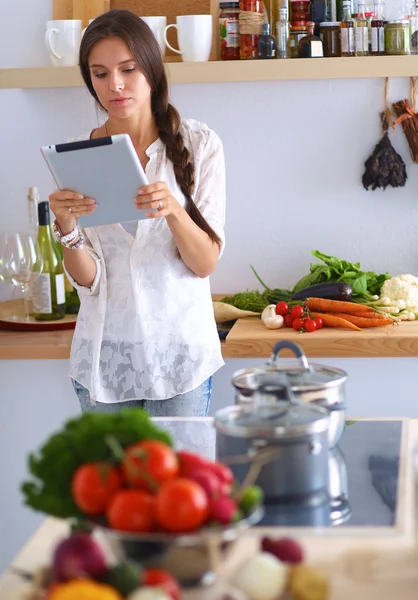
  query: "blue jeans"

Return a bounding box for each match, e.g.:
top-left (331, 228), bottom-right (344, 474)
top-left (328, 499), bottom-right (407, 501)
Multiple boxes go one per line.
top-left (72, 378), bottom-right (212, 417)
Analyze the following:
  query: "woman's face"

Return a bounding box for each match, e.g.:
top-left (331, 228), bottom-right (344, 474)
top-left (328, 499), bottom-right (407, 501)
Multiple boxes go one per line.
top-left (88, 36), bottom-right (152, 119)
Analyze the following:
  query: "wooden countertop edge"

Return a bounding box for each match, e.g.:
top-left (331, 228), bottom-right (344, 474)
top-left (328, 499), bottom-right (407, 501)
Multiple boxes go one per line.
top-left (3, 297), bottom-right (418, 360)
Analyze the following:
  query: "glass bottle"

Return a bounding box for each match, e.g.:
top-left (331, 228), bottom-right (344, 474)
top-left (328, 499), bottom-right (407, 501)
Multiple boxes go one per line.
top-left (371, 0), bottom-right (385, 54)
top-left (355, 1), bottom-right (369, 55)
top-left (27, 186), bottom-right (39, 316)
top-left (55, 241), bottom-right (80, 315)
top-left (340, 0), bottom-right (355, 55)
top-left (410, 0), bottom-right (418, 54)
top-left (32, 201), bottom-right (66, 321)
top-left (276, 6), bottom-right (291, 57)
top-left (310, 0), bottom-right (327, 36)
top-left (239, 0), bottom-right (264, 59)
top-left (27, 187), bottom-right (39, 236)
top-left (258, 22), bottom-right (277, 57)
top-left (298, 20), bottom-right (324, 56)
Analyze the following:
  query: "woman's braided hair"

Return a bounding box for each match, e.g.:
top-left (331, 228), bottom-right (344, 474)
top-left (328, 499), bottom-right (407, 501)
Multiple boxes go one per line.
top-left (79, 9), bottom-right (222, 248)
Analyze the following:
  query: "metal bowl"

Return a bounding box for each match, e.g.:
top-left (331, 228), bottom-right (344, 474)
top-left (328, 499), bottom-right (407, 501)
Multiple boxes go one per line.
top-left (92, 507), bottom-right (264, 587)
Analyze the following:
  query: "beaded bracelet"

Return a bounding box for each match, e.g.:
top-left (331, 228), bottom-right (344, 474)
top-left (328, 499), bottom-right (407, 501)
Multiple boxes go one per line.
top-left (64, 231), bottom-right (85, 250)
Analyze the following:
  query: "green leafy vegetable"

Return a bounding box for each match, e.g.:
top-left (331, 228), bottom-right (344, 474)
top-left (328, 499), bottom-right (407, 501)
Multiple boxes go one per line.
top-left (292, 250), bottom-right (391, 300)
top-left (21, 409), bottom-right (172, 519)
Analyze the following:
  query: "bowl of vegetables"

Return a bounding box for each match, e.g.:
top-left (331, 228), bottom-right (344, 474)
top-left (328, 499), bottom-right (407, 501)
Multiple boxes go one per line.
top-left (21, 409), bottom-right (264, 587)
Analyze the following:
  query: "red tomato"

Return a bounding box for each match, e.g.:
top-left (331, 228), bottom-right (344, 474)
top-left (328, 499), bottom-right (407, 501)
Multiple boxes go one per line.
top-left (155, 478), bottom-right (209, 533)
top-left (107, 489), bottom-right (156, 533)
top-left (291, 305), bottom-right (304, 318)
top-left (275, 301), bottom-right (289, 316)
top-left (283, 314), bottom-right (295, 328)
top-left (123, 440), bottom-right (179, 491)
top-left (314, 316), bottom-right (324, 329)
top-left (304, 318), bottom-right (317, 333)
top-left (71, 462), bottom-right (121, 516)
top-left (292, 317), bottom-right (305, 331)
top-left (144, 569), bottom-right (181, 600)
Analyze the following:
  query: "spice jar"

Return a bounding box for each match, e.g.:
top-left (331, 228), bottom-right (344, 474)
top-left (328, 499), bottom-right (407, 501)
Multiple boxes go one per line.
top-left (290, 27), bottom-right (307, 57)
top-left (319, 22), bottom-right (341, 56)
top-left (290, 0), bottom-right (311, 28)
top-left (220, 1), bottom-right (240, 60)
top-left (239, 0), bottom-right (264, 59)
top-left (384, 20), bottom-right (410, 55)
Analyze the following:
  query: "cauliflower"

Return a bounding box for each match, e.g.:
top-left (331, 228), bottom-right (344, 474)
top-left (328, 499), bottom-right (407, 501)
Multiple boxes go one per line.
top-left (380, 275), bottom-right (418, 311)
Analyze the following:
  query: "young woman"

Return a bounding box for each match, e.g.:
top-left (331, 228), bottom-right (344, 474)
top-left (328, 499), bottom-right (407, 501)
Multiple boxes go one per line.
top-left (49, 9), bottom-right (226, 416)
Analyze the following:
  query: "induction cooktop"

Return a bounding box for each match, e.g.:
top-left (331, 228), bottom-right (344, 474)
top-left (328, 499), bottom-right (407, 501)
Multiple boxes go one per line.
top-left (153, 418), bottom-right (402, 529)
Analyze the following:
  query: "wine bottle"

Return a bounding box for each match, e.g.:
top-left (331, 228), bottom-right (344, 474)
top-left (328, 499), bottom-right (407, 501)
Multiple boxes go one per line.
top-left (55, 241), bottom-right (80, 315)
top-left (27, 186), bottom-right (39, 316)
top-left (32, 201), bottom-right (66, 321)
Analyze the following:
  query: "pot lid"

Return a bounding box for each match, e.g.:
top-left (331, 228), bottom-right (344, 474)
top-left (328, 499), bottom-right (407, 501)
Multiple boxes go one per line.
top-left (232, 340), bottom-right (347, 395)
top-left (214, 401), bottom-right (329, 439)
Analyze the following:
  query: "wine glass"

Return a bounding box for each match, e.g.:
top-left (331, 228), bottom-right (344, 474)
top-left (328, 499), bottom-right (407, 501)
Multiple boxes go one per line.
top-left (0, 233), bottom-right (43, 322)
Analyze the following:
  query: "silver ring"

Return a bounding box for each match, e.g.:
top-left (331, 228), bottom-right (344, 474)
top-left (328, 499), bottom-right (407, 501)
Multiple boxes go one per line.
top-left (158, 200), bottom-right (163, 211)
top-left (68, 207), bottom-right (72, 213)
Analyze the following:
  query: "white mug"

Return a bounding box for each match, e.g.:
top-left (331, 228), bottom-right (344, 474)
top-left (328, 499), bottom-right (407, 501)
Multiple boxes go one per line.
top-left (164, 15), bottom-right (212, 62)
top-left (45, 20), bottom-right (82, 67)
top-left (140, 16), bottom-right (167, 56)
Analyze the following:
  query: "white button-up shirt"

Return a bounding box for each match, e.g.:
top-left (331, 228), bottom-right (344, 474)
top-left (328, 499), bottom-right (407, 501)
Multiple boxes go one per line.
top-left (66, 119), bottom-right (226, 404)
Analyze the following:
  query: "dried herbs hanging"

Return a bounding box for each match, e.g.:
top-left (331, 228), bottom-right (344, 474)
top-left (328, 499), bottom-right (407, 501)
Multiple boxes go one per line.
top-left (362, 78), bottom-right (407, 191)
top-left (392, 77), bottom-right (418, 163)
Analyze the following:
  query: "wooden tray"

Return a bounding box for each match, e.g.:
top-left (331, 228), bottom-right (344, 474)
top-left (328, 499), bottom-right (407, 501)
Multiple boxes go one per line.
top-left (0, 300), bottom-right (77, 332)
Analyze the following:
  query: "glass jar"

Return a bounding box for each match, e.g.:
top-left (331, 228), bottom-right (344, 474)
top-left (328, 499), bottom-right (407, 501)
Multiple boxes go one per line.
top-left (290, 0), bottom-right (311, 28)
top-left (410, 2), bottom-right (418, 54)
top-left (290, 26), bottom-right (307, 56)
top-left (239, 0), bottom-right (264, 59)
top-left (319, 21), bottom-right (341, 56)
top-left (220, 1), bottom-right (240, 59)
top-left (384, 20), bottom-right (410, 54)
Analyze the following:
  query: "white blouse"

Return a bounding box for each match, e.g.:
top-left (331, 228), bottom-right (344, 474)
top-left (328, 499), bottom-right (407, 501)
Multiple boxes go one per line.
top-left (66, 119), bottom-right (226, 404)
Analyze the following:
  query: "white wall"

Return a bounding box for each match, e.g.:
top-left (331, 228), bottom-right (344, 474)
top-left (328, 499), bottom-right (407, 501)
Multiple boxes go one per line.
top-left (2, 0), bottom-right (418, 577)
top-left (1, 0), bottom-right (418, 302)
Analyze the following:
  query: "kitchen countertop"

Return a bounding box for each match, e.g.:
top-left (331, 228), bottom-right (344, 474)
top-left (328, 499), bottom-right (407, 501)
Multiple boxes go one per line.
top-left (0, 417), bottom-right (417, 600)
top-left (2, 298), bottom-right (418, 360)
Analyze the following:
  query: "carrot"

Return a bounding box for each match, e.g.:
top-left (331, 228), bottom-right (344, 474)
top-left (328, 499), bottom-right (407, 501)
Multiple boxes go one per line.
top-left (305, 297), bottom-right (377, 315)
top-left (324, 312), bottom-right (393, 328)
top-left (309, 312), bottom-right (362, 331)
top-left (344, 311), bottom-right (388, 319)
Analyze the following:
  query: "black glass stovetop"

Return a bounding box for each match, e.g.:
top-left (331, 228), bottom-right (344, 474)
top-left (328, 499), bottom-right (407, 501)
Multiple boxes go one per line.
top-left (153, 418), bottom-right (402, 529)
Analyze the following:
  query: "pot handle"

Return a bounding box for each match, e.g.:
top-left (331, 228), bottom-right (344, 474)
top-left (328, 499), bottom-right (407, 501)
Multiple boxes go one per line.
top-left (269, 340), bottom-right (311, 371)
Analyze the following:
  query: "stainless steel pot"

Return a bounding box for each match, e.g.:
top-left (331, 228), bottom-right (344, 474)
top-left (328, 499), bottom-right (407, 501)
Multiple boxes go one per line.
top-left (215, 393), bottom-right (330, 501)
top-left (329, 445), bottom-right (351, 525)
top-left (232, 340), bottom-right (348, 447)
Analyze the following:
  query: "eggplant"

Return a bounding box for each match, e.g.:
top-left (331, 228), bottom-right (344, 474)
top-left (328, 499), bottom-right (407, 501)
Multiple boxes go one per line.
top-left (291, 282), bottom-right (353, 302)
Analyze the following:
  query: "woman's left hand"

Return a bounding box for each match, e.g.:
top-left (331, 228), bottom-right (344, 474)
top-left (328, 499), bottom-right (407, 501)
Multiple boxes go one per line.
top-left (135, 182), bottom-right (180, 219)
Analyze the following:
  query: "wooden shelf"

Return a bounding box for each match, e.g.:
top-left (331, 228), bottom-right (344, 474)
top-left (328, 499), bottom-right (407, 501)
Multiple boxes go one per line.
top-left (2, 56), bottom-right (418, 89)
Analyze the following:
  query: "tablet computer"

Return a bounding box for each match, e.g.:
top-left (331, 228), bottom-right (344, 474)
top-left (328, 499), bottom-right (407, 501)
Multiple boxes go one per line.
top-left (41, 134), bottom-right (154, 228)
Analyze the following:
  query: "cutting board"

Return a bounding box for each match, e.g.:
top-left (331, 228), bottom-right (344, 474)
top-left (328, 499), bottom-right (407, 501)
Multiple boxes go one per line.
top-left (110, 0), bottom-right (218, 61)
top-left (52, 0), bottom-right (110, 27)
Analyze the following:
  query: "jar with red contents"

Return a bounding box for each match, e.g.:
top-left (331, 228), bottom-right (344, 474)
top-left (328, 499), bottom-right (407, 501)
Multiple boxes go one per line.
top-left (290, 0), bottom-right (311, 28)
top-left (239, 0), bottom-right (264, 59)
top-left (220, 1), bottom-right (240, 60)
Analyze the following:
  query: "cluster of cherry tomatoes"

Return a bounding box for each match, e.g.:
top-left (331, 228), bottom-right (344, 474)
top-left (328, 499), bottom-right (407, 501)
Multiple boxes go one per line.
top-left (275, 302), bottom-right (324, 333)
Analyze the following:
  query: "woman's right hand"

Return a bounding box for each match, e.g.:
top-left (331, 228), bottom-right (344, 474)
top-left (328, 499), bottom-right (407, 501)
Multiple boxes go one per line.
top-left (49, 190), bottom-right (97, 234)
